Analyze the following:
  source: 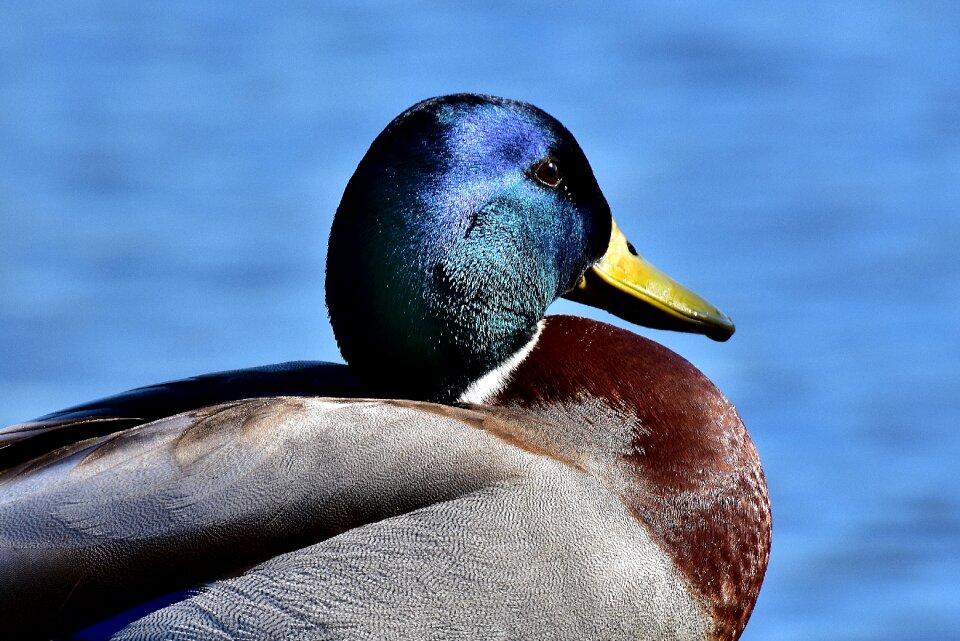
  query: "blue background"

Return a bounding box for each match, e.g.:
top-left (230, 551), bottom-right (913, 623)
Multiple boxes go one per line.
top-left (1, 3), bottom-right (958, 639)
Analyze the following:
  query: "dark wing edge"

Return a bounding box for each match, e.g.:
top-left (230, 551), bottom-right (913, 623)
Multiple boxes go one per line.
top-left (0, 361), bottom-right (360, 469)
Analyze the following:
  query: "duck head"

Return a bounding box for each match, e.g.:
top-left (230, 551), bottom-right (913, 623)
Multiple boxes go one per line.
top-left (326, 94), bottom-right (733, 402)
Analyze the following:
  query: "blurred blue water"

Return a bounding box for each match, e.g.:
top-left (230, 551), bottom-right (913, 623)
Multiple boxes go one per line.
top-left (1, 2), bottom-right (958, 639)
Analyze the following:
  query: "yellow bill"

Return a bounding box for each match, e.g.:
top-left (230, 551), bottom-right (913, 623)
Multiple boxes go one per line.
top-left (564, 220), bottom-right (735, 341)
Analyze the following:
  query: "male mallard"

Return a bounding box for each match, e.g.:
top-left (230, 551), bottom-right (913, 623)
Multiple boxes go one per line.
top-left (0, 94), bottom-right (770, 641)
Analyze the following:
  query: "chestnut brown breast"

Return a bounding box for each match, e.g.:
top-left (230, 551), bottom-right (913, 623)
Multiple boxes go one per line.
top-left (491, 315), bottom-right (771, 641)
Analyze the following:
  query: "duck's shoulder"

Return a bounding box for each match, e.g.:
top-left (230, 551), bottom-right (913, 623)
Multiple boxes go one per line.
top-left (0, 361), bottom-right (362, 469)
top-left (493, 314), bottom-right (771, 641)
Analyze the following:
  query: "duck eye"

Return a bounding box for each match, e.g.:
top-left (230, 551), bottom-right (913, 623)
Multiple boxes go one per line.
top-left (533, 159), bottom-right (562, 188)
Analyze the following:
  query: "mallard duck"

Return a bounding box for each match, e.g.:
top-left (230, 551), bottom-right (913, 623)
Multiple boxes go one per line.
top-left (0, 94), bottom-right (770, 641)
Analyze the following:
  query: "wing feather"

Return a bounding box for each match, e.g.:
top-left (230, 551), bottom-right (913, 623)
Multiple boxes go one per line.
top-left (0, 397), bottom-right (527, 638)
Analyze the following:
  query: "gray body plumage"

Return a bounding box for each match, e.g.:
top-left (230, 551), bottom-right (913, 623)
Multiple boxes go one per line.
top-left (0, 397), bottom-right (708, 640)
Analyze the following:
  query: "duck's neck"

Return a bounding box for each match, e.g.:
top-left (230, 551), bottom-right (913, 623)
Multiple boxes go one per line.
top-left (326, 192), bottom-right (561, 403)
top-left (457, 321), bottom-right (544, 405)
top-left (487, 315), bottom-right (771, 641)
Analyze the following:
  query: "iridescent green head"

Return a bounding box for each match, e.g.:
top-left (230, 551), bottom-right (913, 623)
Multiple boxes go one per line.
top-left (326, 94), bottom-right (733, 402)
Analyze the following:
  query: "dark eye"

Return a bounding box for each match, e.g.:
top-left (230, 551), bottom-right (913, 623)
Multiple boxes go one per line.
top-left (533, 158), bottom-right (562, 188)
